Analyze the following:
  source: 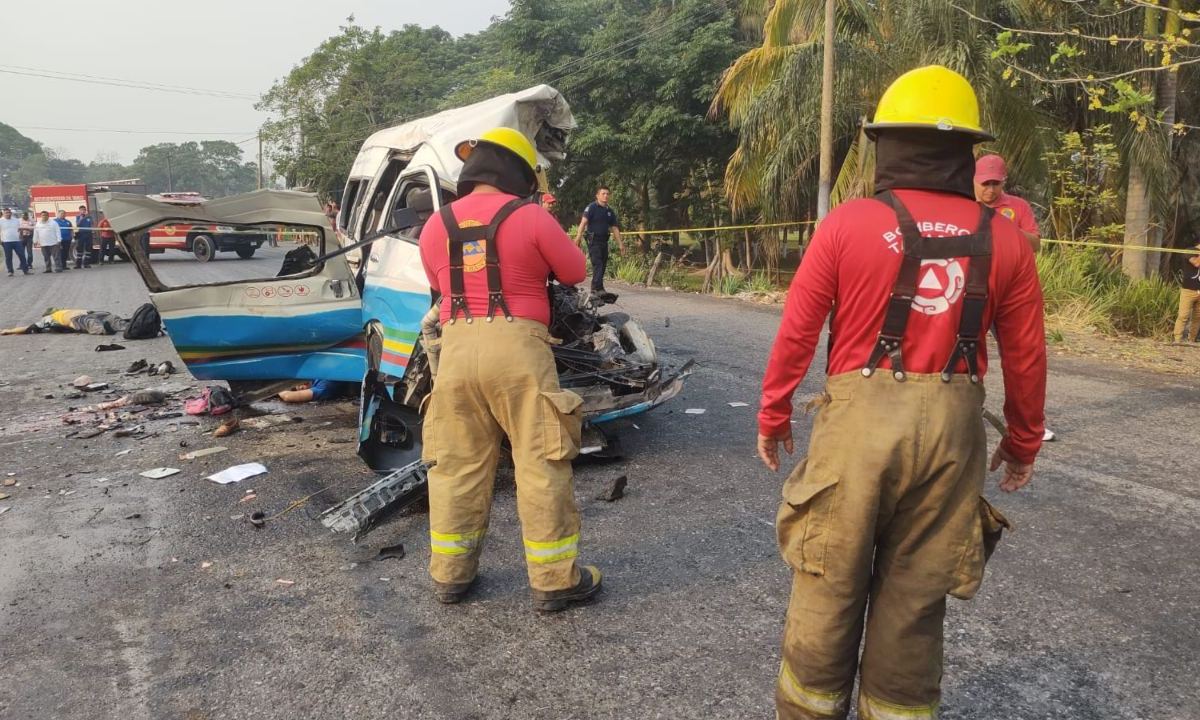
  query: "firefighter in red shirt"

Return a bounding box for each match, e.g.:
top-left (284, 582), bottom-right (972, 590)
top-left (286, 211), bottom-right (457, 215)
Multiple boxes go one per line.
top-left (418, 127), bottom-right (602, 612)
top-left (758, 66), bottom-right (1046, 719)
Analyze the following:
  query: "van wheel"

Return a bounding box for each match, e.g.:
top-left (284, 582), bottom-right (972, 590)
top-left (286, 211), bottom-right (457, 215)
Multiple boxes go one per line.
top-left (192, 235), bottom-right (215, 262)
top-left (236, 246), bottom-right (255, 259)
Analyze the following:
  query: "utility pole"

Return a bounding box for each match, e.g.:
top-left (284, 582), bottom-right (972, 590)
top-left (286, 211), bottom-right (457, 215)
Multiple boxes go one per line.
top-left (816, 0), bottom-right (835, 220)
top-left (257, 131), bottom-right (264, 190)
top-left (164, 147), bottom-right (174, 192)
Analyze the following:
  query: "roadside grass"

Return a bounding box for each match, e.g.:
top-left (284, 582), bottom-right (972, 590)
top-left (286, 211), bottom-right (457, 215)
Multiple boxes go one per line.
top-left (601, 244), bottom-right (1175, 341)
top-left (1036, 248), bottom-right (1176, 338)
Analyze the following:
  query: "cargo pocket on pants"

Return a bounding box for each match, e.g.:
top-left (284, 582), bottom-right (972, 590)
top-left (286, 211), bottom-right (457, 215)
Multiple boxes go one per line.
top-left (540, 390), bottom-right (583, 461)
top-left (950, 497), bottom-right (1012, 600)
top-left (777, 465), bottom-right (840, 577)
top-left (419, 395), bottom-right (439, 465)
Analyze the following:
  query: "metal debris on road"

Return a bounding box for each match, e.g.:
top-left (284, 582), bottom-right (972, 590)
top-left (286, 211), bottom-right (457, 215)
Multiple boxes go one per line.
top-left (139, 467), bottom-right (180, 479)
top-left (596, 475), bottom-right (628, 502)
top-left (728, 402), bottom-right (749, 408)
top-left (372, 543), bottom-right (406, 561)
top-left (179, 446), bottom-right (228, 461)
top-left (684, 408), bottom-right (706, 415)
top-left (205, 462), bottom-right (267, 485)
top-left (320, 460), bottom-right (429, 538)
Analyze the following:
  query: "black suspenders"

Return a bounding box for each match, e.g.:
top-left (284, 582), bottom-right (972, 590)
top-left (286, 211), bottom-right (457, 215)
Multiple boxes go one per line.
top-left (439, 197), bottom-right (531, 324)
top-left (861, 191), bottom-right (995, 383)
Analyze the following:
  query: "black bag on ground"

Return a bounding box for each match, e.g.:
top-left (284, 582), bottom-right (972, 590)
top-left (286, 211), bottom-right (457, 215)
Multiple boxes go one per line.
top-left (123, 303), bottom-right (162, 340)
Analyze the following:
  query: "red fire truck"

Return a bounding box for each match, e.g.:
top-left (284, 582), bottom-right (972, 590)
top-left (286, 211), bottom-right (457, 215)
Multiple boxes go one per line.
top-left (139, 192), bottom-right (265, 262)
top-left (30, 180), bottom-right (148, 263)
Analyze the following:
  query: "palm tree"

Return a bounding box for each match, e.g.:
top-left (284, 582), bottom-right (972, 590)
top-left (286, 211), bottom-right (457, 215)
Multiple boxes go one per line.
top-left (712, 0), bottom-right (1047, 221)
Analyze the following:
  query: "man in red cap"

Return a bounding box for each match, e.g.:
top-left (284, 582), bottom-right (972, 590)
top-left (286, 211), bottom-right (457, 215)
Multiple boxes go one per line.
top-left (974, 154), bottom-right (1039, 252)
top-left (541, 192), bottom-right (557, 213)
top-left (975, 154), bottom-right (1055, 441)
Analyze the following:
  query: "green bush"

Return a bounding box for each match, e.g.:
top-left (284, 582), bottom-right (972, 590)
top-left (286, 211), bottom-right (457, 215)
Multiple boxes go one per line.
top-left (719, 274), bottom-right (745, 295)
top-left (1036, 247), bottom-right (1176, 338)
top-left (611, 253), bottom-right (650, 284)
top-left (744, 271), bottom-right (778, 294)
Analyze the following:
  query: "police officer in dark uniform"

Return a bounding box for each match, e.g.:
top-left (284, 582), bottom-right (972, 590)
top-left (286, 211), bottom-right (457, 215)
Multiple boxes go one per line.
top-left (575, 186), bottom-right (625, 293)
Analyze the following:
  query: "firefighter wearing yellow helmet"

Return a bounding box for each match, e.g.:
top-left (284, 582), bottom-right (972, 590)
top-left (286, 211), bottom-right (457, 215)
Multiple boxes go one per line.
top-left (759, 65), bottom-right (1046, 718)
top-left (418, 126), bottom-right (602, 612)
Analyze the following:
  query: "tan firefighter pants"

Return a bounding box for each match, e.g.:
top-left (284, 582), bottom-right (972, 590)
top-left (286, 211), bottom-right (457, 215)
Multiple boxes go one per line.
top-left (776, 372), bottom-right (1008, 720)
top-left (421, 317), bottom-right (584, 592)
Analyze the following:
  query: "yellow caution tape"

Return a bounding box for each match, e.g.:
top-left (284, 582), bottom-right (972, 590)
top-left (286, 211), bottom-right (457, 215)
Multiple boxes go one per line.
top-left (1040, 237), bottom-right (1199, 256)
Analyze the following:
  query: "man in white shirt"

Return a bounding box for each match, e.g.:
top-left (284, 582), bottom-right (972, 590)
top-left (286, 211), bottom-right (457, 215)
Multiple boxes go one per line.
top-left (0, 208), bottom-right (29, 276)
top-left (33, 210), bottom-right (63, 273)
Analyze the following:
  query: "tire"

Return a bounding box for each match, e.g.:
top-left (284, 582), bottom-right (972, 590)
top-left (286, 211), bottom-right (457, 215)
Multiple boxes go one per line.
top-left (192, 235), bottom-right (215, 262)
top-left (235, 246), bottom-right (256, 259)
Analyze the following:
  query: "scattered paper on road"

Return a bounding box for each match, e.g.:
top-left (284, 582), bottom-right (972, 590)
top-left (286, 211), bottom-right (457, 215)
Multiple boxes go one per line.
top-left (684, 408), bottom-right (706, 415)
top-left (205, 463), bottom-right (268, 485)
top-left (139, 467), bottom-right (180, 479)
top-left (201, 561), bottom-right (213, 569)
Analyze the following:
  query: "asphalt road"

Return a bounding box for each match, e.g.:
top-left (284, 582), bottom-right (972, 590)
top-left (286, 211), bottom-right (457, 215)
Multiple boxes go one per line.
top-left (0, 262), bottom-right (1196, 720)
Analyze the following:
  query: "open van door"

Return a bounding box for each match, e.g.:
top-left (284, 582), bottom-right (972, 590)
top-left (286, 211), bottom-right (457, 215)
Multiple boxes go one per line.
top-left (100, 189), bottom-right (367, 384)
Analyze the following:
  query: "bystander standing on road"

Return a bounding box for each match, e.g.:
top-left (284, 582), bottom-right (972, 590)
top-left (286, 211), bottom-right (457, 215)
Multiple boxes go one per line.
top-left (33, 211), bottom-right (62, 273)
top-left (97, 210), bottom-right (117, 264)
top-left (0, 208), bottom-right (30, 276)
top-left (1173, 242), bottom-right (1200, 344)
top-left (541, 192), bottom-right (556, 213)
top-left (574, 186), bottom-right (625, 294)
top-left (73, 205), bottom-right (94, 268)
top-left (975, 154), bottom-right (1056, 441)
top-left (54, 210), bottom-right (73, 271)
top-left (18, 211), bottom-right (34, 268)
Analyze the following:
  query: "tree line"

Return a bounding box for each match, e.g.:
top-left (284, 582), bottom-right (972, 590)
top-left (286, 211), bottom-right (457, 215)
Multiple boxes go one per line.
top-left (260, 0), bottom-right (1200, 285)
top-left (0, 122), bottom-right (259, 208)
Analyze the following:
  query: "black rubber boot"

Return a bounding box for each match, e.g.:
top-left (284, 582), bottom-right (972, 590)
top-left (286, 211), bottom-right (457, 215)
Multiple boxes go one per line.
top-left (532, 565), bottom-right (602, 613)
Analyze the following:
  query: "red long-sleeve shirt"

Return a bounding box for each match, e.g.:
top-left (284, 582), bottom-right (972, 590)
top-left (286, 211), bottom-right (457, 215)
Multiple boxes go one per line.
top-left (759, 189), bottom-right (1046, 464)
top-left (419, 191), bottom-right (587, 327)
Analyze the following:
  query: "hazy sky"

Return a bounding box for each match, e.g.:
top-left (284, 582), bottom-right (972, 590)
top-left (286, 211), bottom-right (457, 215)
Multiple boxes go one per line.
top-left (3, 0), bottom-right (510, 164)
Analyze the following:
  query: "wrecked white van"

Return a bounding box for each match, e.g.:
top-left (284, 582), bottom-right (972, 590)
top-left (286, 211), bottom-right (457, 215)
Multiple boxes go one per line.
top-left (102, 86), bottom-right (691, 535)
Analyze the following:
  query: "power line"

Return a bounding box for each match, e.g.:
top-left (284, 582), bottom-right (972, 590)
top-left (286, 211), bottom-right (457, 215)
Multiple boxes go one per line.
top-left (14, 125), bottom-right (255, 136)
top-left (0, 66), bottom-right (258, 100)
